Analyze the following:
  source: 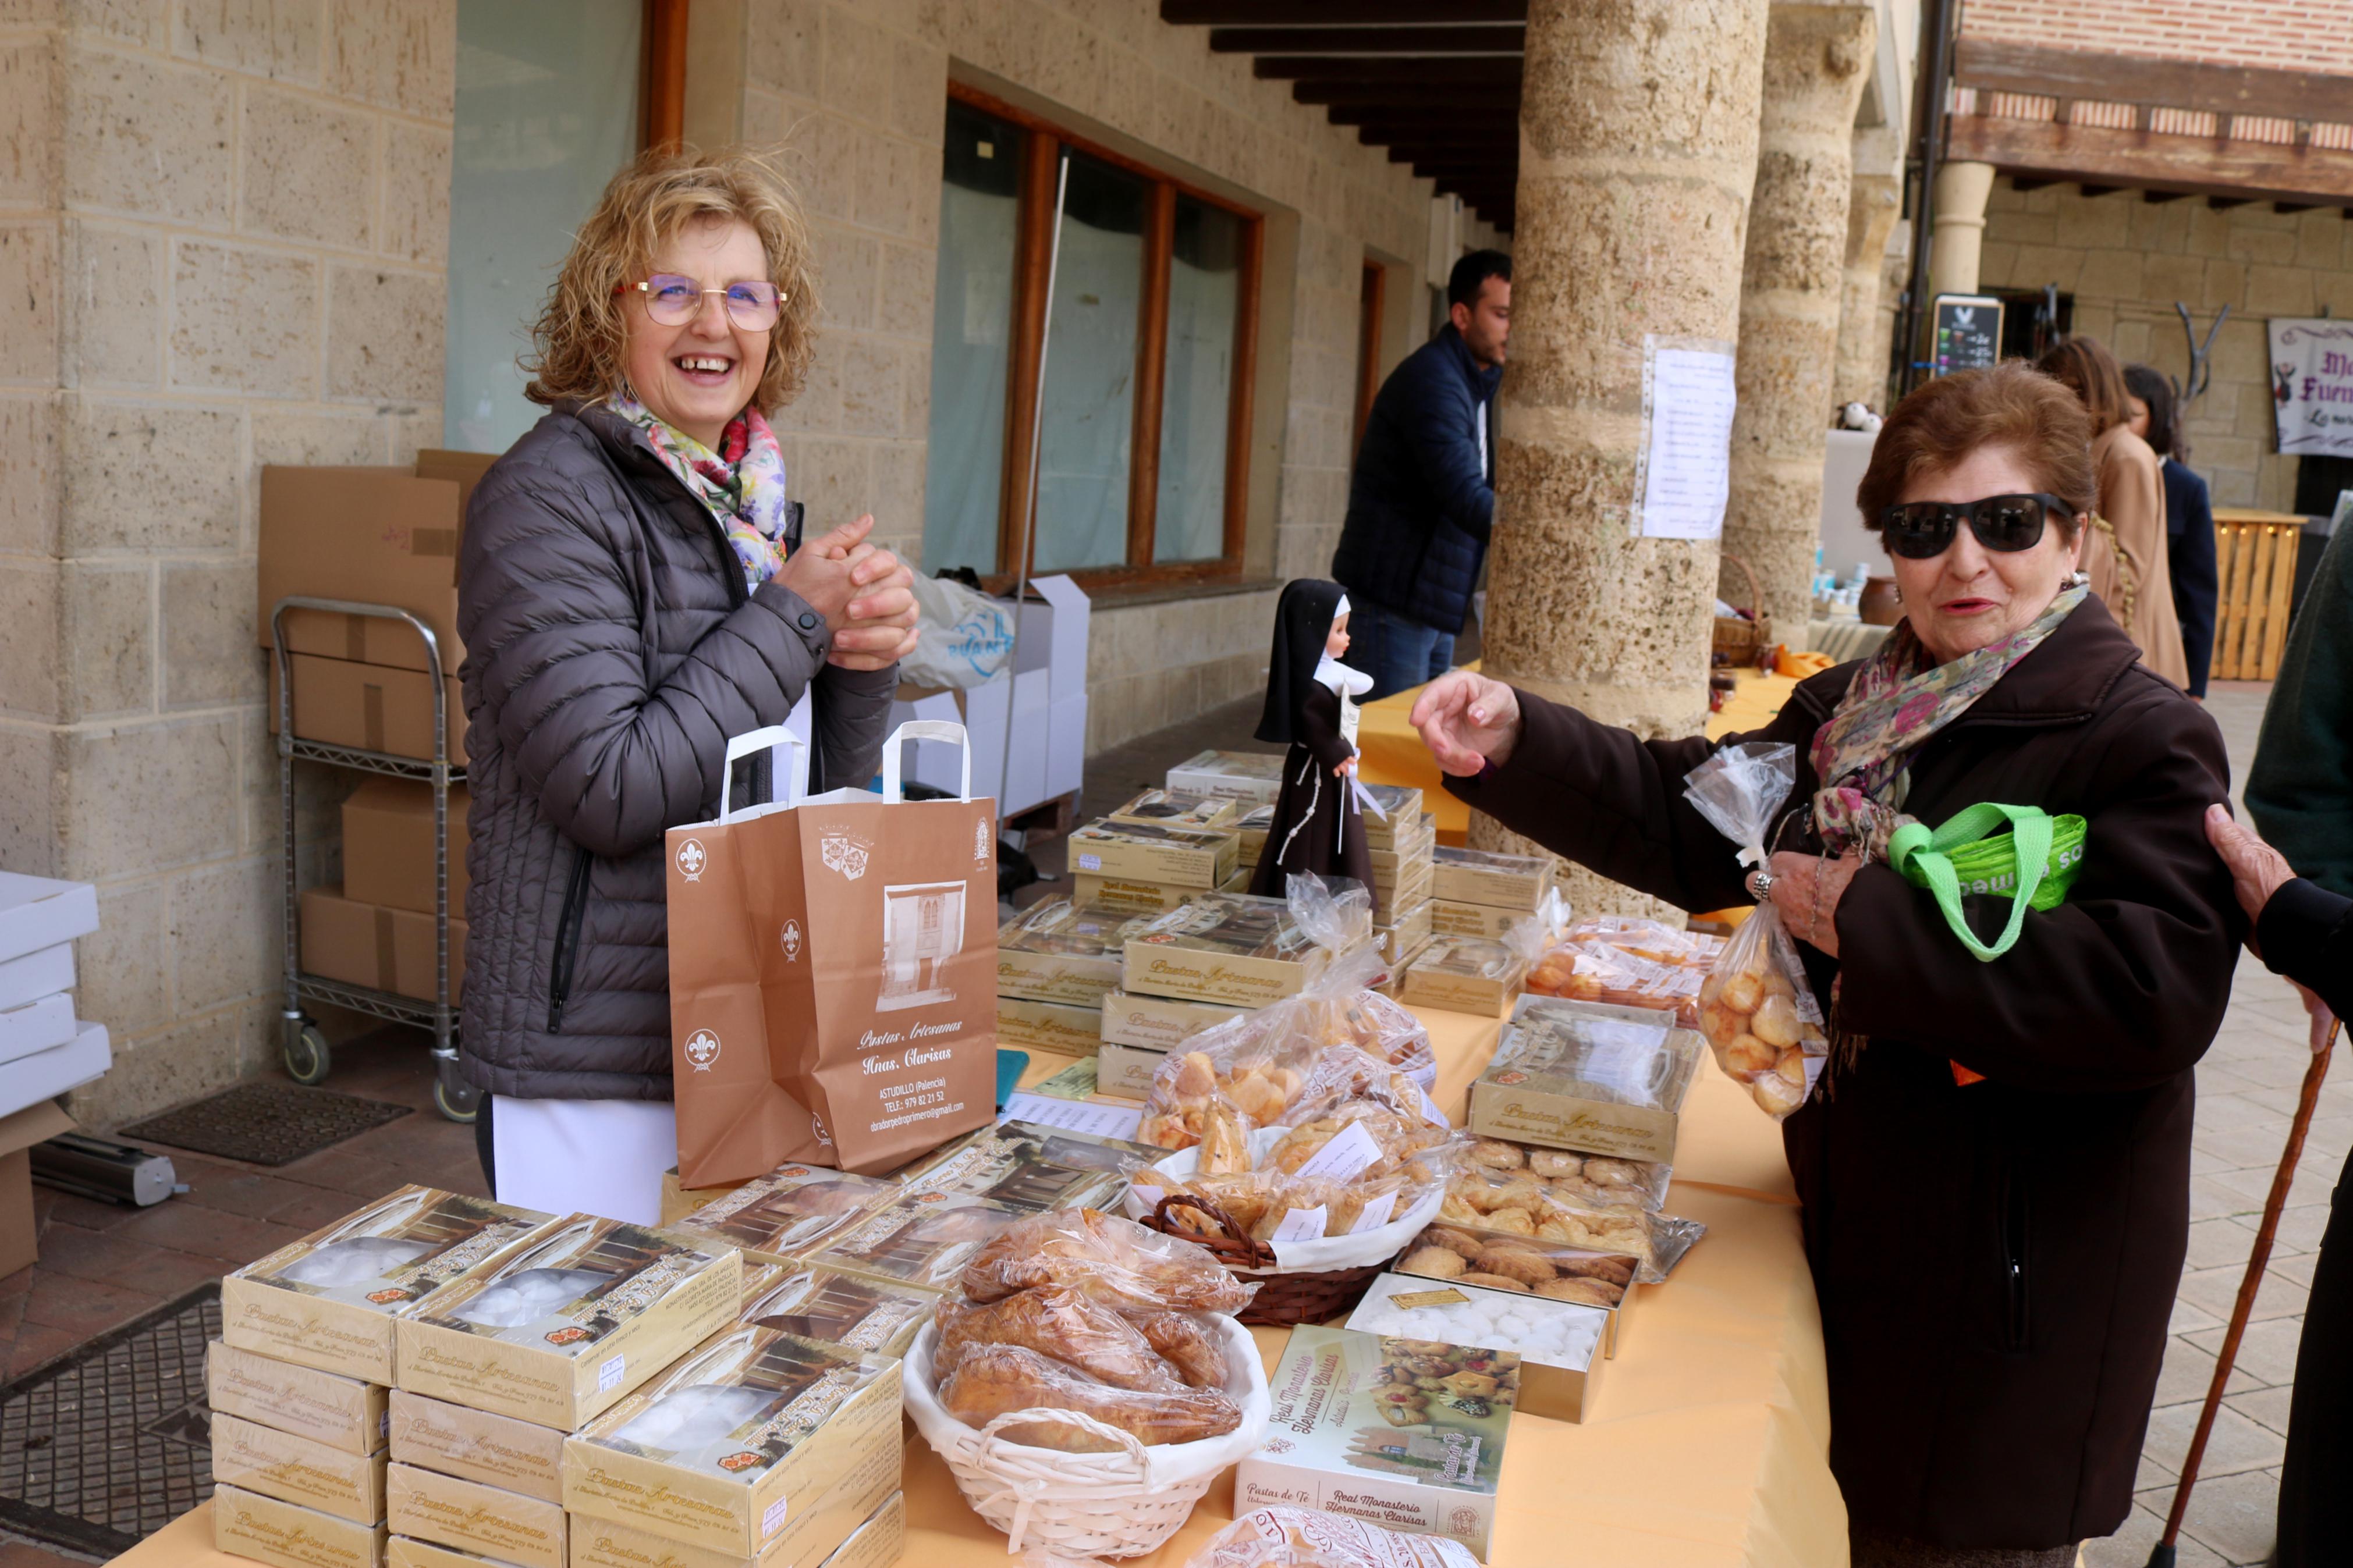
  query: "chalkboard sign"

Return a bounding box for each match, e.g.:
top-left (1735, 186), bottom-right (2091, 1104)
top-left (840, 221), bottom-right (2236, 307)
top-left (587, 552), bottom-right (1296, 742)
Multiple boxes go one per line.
top-left (1932, 294), bottom-right (2005, 376)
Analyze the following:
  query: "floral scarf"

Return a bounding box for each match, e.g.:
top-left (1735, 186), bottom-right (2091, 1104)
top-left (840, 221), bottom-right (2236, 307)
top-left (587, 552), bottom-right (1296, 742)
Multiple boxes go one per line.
top-left (1809, 583), bottom-right (2089, 860)
top-left (607, 393), bottom-right (793, 589)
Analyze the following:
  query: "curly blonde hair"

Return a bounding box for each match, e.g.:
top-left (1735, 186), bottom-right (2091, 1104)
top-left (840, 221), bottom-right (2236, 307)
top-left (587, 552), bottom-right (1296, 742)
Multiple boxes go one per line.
top-left (522, 145), bottom-right (819, 413)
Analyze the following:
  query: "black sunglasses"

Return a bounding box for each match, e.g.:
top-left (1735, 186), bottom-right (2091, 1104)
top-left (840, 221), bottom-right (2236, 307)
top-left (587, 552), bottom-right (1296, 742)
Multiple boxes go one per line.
top-left (1878, 492), bottom-right (2072, 560)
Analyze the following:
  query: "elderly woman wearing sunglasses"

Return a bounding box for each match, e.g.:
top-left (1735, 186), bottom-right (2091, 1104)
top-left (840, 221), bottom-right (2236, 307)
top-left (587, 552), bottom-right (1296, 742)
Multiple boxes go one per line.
top-left (453, 148), bottom-right (918, 1225)
top-left (1411, 362), bottom-right (2240, 1567)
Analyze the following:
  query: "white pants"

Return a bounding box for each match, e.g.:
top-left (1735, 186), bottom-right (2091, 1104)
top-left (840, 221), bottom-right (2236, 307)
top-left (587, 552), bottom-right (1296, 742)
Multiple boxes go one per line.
top-left (490, 1096), bottom-right (677, 1226)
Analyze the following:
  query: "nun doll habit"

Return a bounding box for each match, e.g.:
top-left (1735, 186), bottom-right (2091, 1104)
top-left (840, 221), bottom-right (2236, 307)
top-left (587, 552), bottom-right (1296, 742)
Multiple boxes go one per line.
top-left (1247, 579), bottom-right (1379, 916)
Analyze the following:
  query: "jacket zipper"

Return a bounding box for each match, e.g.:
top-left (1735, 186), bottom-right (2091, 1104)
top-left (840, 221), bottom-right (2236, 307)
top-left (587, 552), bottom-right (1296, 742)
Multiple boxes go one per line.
top-left (2001, 1161), bottom-right (2031, 1352)
top-left (546, 845), bottom-right (593, 1033)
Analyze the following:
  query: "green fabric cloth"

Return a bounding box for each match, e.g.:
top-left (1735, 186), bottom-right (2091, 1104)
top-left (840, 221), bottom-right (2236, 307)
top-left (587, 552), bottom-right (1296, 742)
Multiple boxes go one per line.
top-left (2248, 523), bottom-right (2353, 899)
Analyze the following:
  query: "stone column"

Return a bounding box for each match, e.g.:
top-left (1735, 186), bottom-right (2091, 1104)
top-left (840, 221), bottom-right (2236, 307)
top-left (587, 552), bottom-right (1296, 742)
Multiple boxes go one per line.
top-left (1929, 159), bottom-right (1996, 296)
top-left (1719, 2), bottom-right (1877, 646)
top-left (1475, 0), bottom-right (1770, 915)
top-left (1832, 168), bottom-right (1902, 411)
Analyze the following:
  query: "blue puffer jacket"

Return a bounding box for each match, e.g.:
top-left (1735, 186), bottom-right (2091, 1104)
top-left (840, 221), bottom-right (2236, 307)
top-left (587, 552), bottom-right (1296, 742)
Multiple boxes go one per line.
top-left (1330, 325), bottom-right (1500, 635)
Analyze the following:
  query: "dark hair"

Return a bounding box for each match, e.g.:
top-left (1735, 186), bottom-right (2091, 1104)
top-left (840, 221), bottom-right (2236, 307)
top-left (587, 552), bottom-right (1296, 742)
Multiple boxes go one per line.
top-left (1447, 249), bottom-right (1511, 311)
top-left (1856, 361), bottom-right (2096, 539)
top-left (2123, 362), bottom-right (2185, 461)
top-left (2036, 335), bottom-right (2132, 433)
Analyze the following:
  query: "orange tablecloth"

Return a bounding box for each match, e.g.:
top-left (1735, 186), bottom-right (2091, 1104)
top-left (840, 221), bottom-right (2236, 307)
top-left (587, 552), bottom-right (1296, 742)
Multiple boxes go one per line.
top-left (1357, 665), bottom-right (1798, 842)
top-left (113, 1008), bottom-right (1834, 1568)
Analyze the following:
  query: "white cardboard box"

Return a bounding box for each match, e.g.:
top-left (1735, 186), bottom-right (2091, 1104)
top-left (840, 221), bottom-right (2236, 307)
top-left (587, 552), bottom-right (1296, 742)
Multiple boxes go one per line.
top-left (0, 873), bottom-right (97, 966)
top-left (0, 992), bottom-right (75, 1068)
top-left (0, 1019), bottom-right (108, 1121)
top-left (889, 575), bottom-right (1090, 815)
top-left (0, 943), bottom-right (72, 1013)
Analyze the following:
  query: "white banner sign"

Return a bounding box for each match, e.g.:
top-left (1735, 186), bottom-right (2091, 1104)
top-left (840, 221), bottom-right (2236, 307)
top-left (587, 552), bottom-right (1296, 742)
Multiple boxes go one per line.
top-left (2269, 318), bottom-right (2353, 458)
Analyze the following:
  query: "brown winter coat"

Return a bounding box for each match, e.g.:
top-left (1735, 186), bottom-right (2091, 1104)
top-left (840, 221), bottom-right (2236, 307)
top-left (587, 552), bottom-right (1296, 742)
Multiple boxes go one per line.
top-left (1449, 596), bottom-right (2242, 1549)
top-left (2085, 424), bottom-right (2190, 688)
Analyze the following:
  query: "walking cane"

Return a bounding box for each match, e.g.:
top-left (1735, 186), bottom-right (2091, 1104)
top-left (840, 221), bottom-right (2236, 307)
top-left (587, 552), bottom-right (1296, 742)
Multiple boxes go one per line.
top-left (2146, 1007), bottom-right (2340, 1568)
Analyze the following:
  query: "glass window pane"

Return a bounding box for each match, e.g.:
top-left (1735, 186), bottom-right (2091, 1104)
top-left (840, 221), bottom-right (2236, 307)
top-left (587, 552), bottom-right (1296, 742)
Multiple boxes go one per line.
top-left (445, 0), bottom-right (643, 453)
top-left (1034, 153), bottom-right (1148, 574)
top-left (922, 102), bottom-right (1026, 575)
top-left (1155, 196), bottom-right (1243, 563)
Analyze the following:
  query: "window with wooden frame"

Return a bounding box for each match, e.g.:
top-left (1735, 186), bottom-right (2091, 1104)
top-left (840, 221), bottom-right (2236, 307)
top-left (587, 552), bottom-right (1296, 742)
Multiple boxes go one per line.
top-left (922, 87), bottom-right (1264, 591)
top-left (1353, 259), bottom-right (1386, 457)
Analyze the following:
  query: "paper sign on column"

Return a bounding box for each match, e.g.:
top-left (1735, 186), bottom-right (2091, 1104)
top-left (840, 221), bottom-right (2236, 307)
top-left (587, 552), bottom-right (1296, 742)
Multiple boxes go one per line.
top-left (1634, 342), bottom-right (1737, 541)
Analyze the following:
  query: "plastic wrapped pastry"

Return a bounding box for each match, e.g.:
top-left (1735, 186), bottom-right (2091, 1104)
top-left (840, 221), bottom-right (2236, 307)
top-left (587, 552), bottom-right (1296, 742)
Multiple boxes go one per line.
top-left (1127, 1309), bottom-right (1230, 1390)
top-left (1398, 1224), bottom-right (1638, 1306)
top-left (936, 1342), bottom-right (1244, 1450)
top-left (1450, 1136), bottom-right (1672, 1214)
top-left (961, 1208), bottom-right (1257, 1315)
top-left (932, 1288), bottom-right (1184, 1392)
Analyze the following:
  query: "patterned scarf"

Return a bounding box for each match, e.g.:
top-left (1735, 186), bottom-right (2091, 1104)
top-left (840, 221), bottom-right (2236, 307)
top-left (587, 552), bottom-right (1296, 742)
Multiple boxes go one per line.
top-left (1809, 584), bottom-right (2088, 860)
top-left (607, 393), bottom-right (793, 589)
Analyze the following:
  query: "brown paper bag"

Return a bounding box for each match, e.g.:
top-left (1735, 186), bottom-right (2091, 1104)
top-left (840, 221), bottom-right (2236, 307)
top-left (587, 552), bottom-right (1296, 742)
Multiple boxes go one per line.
top-left (666, 721), bottom-right (998, 1182)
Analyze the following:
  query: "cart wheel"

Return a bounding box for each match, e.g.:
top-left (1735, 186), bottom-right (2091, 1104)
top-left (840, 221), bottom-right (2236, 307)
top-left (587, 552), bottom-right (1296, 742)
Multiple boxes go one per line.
top-left (284, 1023), bottom-right (331, 1085)
top-left (433, 1078), bottom-right (481, 1124)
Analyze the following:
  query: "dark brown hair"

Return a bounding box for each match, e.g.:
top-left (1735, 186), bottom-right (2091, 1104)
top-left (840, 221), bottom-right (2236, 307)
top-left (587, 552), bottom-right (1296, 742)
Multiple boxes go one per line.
top-left (1856, 361), bottom-right (2098, 537)
top-left (2123, 361), bottom-right (2185, 461)
top-left (2036, 335), bottom-right (2132, 433)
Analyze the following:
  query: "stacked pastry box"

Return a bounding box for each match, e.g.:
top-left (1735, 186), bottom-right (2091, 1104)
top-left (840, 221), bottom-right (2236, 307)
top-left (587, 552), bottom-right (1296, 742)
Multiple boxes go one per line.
top-left (0, 873), bottom-right (111, 1269)
top-left (1401, 847), bottom-right (1562, 1015)
top-left (1358, 787), bottom-right (1435, 976)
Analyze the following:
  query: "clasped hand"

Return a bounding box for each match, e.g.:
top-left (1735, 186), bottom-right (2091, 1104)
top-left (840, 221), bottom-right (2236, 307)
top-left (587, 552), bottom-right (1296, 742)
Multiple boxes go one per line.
top-left (773, 514), bottom-right (920, 671)
top-left (1763, 851), bottom-right (1863, 959)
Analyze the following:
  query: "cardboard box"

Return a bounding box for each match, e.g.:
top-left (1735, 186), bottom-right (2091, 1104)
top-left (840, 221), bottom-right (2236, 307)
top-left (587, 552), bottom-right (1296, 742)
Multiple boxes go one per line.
top-left (1093, 1041), bottom-right (1168, 1100)
top-left (1357, 789), bottom-right (1428, 849)
top-left (388, 1535), bottom-right (524, 1568)
top-left (658, 1170), bottom-right (752, 1229)
top-left (0, 1018), bottom-right (108, 1123)
top-left (0, 872), bottom-right (98, 964)
top-left (1236, 1326), bottom-right (1513, 1560)
top-left (1120, 894), bottom-right (1337, 1009)
top-left (736, 1265), bottom-right (934, 1360)
top-left (1464, 997), bottom-right (1707, 1164)
top-left (0, 940), bottom-right (73, 1012)
top-left (300, 887), bottom-right (469, 1006)
top-left (388, 1389), bottom-right (566, 1504)
top-left (1095, 989), bottom-right (1250, 1054)
top-left (1345, 1272), bottom-right (1608, 1424)
top-left (1375, 936), bottom-right (1433, 1000)
top-left (993, 995), bottom-right (1103, 1055)
top-left (891, 1119), bottom-right (1159, 1213)
top-left (0, 991), bottom-right (76, 1068)
top-left (1430, 900), bottom-right (1527, 941)
top-left (387, 1464), bottom-right (564, 1568)
top-left (395, 1215), bottom-right (741, 1431)
top-left (1105, 790), bottom-right (1239, 832)
top-left (1367, 824), bottom-right (1436, 882)
top-left (272, 653), bottom-right (469, 766)
top-left (215, 1482), bottom-right (389, 1568)
top-left (223, 1187), bottom-right (552, 1384)
top-left (667, 1167), bottom-right (899, 1267)
top-left (802, 1192), bottom-right (1023, 1292)
top-left (1068, 873), bottom-right (1195, 917)
top-left (1219, 866), bottom-right (1252, 894)
top-left (345, 779), bottom-right (473, 920)
top-left (887, 575), bottom-right (1089, 815)
top-left (1064, 822), bottom-right (1239, 891)
top-left (212, 1411), bottom-right (389, 1524)
top-left (565, 1438), bottom-right (898, 1568)
top-left (1430, 847), bottom-right (1557, 913)
top-left (1232, 805), bottom-right (1275, 867)
top-left (1399, 937), bottom-right (1529, 1018)
top-left (996, 902), bottom-right (1157, 1008)
top-left (1373, 899), bottom-right (1434, 967)
top-left (0, 1098), bottom-right (70, 1278)
top-left (821, 1492), bottom-right (903, 1568)
top-left (1163, 750), bottom-right (1286, 806)
top-left (562, 1327), bottom-right (903, 1557)
top-left (210, 1339), bottom-right (390, 1456)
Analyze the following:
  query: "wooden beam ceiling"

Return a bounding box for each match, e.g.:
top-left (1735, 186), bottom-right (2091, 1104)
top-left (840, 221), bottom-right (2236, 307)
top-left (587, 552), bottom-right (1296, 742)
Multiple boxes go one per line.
top-left (1165, 0), bottom-right (1525, 21)
top-left (1208, 25), bottom-right (1524, 54)
top-left (1955, 37), bottom-right (2353, 129)
top-left (1951, 116), bottom-right (2353, 209)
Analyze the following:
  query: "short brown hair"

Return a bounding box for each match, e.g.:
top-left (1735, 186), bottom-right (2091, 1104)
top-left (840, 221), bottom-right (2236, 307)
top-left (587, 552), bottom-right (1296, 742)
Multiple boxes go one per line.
top-left (1856, 362), bottom-right (2097, 536)
top-left (2036, 335), bottom-right (2131, 432)
top-left (522, 146), bottom-right (819, 413)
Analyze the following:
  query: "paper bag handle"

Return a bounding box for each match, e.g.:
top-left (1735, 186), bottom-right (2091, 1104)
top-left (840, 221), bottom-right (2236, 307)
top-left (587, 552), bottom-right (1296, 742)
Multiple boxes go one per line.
top-left (879, 720), bottom-right (971, 802)
top-left (720, 726), bottom-right (810, 819)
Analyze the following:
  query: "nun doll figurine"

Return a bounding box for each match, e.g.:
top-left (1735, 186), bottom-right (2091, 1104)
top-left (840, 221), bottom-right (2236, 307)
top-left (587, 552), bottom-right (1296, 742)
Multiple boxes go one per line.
top-left (1247, 579), bottom-right (1379, 917)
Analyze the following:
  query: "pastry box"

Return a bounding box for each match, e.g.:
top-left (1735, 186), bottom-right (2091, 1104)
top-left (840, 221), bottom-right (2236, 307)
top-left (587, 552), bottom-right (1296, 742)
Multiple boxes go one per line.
top-left (210, 1410), bottom-right (389, 1524)
top-left (1066, 822), bottom-right (1240, 891)
top-left (997, 901), bottom-right (1158, 1008)
top-left (666, 1166), bottom-right (897, 1267)
top-left (223, 1187), bottom-right (553, 1384)
top-left (993, 994), bottom-right (1106, 1053)
top-left (1069, 873), bottom-right (1197, 917)
top-left (1344, 1271), bottom-right (1609, 1424)
top-left (1374, 898), bottom-right (1433, 967)
top-left (1429, 847), bottom-right (1557, 913)
top-left (1121, 893), bottom-right (1340, 1008)
top-left (387, 1462), bottom-right (565, 1568)
top-left (563, 1435), bottom-right (898, 1568)
top-left (735, 1264), bottom-right (934, 1359)
top-left (890, 1118), bottom-right (1158, 1213)
top-left (1236, 1325), bottom-right (1514, 1561)
top-left (562, 1325), bottom-right (902, 1557)
top-left (1397, 937), bottom-right (1529, 1017)
top-left (1165, 749), bottom-right (1287, 806)
top-left (1430, 901), bottom-right (1529, 941)
top-left (801, 1191), bottom-right (1024, 1292)
top-left (821, 1492), bottom-right (903, 1568)
top-left (1106, 789), bottom-right (1240, 832)
top-left (214, 1482), bottom-right (388, 1568)
top-left (1395, 1222), bottom-right (1638, 1356)
top-left (208, 1338), bottom-right (389, 1456)
top-left (1232, 804), bottom-right (1277, 867)
top-left (1097, 988), bottom-right (1250, 1054)
top-left (394, 1215), bottom-right (741, 1430)
top-left (385, 1537), bottom-right (517, 1568)
top-left (1358, 790), bottom-right (1428, 850)
top-left (1464, 996), bottom-right (1706, 1164)
top-left (388, 1388), bottom-right (567, 1503)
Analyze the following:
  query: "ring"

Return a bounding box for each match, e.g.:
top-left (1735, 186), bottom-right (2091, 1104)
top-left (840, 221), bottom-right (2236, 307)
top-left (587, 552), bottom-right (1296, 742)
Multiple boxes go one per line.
top-left (1747, 869), bottom-right (1776, 899)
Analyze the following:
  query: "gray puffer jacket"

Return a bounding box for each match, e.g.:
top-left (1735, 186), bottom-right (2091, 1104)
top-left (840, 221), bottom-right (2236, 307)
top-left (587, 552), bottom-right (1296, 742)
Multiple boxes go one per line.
top-left (456, 401), bottom-right (895, 1101)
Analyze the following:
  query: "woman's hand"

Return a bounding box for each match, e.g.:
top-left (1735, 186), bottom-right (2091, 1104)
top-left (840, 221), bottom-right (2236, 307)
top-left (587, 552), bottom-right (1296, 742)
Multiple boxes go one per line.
top-left (776, 515), bottom-right (919, 670)
top-left (1766, 850), bottom-right (1864, 959)
top-left (1410, 671), bottom-right (1522, 776)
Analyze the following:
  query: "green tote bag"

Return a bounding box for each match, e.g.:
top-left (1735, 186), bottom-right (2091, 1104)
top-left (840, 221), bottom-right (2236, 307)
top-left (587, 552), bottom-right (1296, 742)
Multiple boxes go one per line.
top-left (1886, 802), bottom-right (2088, 963)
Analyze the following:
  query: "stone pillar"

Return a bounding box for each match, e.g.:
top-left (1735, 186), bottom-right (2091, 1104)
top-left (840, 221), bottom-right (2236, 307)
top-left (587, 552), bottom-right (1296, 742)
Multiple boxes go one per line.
top-left (1475, 0), bottom-right (1770, 915)
top-left (1832, 169), bottom-right (1902, 411)
top-left (1929, 159), bottom-right (1996, 296)
top-left (1719, 2), bottom-right (1877, 646)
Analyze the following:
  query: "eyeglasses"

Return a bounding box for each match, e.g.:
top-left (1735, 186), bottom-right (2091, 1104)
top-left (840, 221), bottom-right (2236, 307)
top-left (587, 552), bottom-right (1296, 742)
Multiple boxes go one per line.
top-left (1878, 493), bottom-right (2071, 560)
top-left (633, 274), bottom-right (784, 330)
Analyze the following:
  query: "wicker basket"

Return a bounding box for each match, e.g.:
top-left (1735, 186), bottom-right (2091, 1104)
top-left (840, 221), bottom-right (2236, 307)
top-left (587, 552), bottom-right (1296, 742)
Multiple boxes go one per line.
top-left (1713, 552), bottom-right (1772, 664)
top-left (900, 1315), bottom-right (1271, 1559)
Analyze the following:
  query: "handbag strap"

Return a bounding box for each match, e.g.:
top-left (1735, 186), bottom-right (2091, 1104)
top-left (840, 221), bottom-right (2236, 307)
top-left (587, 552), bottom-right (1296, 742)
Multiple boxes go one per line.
top-left (1886, 803), bottom-right (2056, 963)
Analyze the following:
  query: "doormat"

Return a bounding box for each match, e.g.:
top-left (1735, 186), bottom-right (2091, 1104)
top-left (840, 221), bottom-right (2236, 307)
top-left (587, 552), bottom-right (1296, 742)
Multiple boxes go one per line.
top-left (0, 1283), bottom-right (219, 1557)
top-left (122, 1080), bottom-right (411, 1167)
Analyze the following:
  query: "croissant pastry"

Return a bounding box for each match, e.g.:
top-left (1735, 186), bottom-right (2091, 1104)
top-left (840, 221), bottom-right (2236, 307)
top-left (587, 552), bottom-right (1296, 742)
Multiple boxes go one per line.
top-left (938, 1343), bottom-right (1243, 1450)
top-left (963, 1209), bottom-right (1255, 1314)
top-left (1124, 1309), bottom-right (1229, 1390)
top-left (933, 1288), bottom-right (1181, 1392)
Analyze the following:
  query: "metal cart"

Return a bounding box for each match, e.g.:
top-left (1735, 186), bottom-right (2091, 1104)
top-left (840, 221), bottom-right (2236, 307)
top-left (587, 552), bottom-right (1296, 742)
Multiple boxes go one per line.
top-left (271, 596), bottom-right (479, 1122)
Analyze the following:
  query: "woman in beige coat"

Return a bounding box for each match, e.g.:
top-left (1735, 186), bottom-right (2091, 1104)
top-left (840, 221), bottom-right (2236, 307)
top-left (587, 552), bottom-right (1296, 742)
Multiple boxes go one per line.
top-left (2039, 336), bottom-right (2191, 687)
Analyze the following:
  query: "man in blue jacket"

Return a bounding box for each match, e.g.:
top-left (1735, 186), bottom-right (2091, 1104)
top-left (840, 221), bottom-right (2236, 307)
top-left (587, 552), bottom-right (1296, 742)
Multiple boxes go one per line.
top-left (1332, 250), bottom-right (1510, 700)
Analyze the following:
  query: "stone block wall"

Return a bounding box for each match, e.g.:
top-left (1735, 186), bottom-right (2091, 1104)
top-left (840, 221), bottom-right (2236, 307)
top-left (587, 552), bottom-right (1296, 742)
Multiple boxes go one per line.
top-left (0, 0), bottom-right (452, 1127)
top-left (1979, 179), bottom-right (2353, 510)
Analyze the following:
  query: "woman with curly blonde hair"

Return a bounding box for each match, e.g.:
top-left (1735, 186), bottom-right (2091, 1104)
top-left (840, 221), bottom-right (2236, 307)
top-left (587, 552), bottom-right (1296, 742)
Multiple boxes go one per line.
top-left (456, 147), bottom-right (917, 1222)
